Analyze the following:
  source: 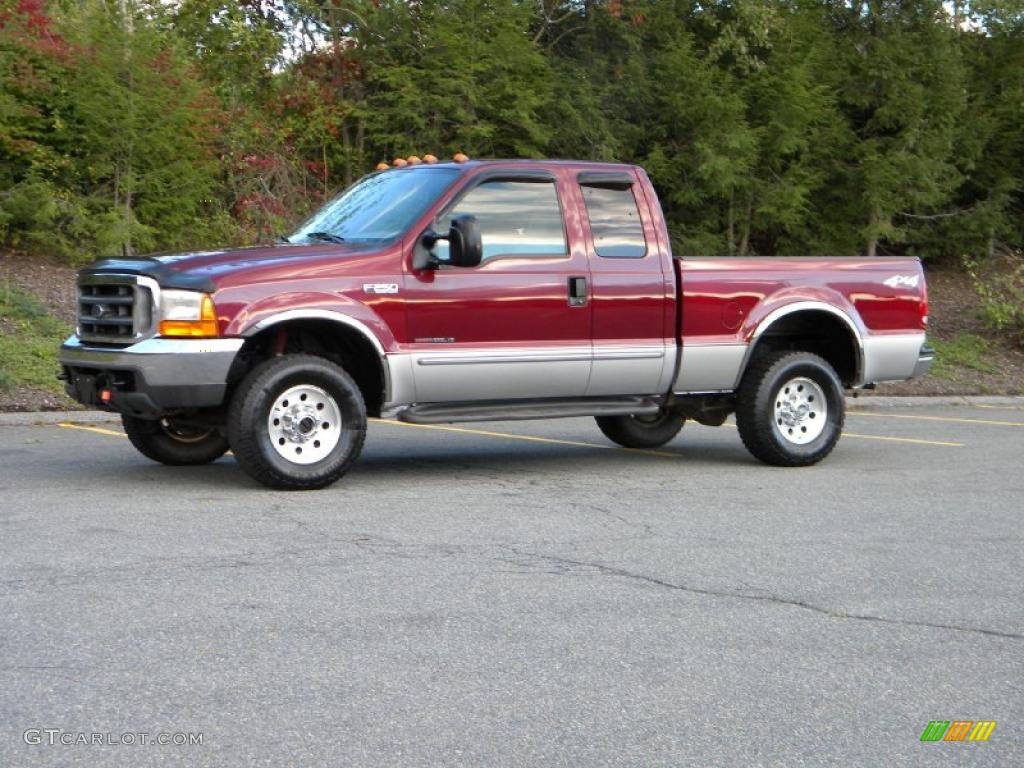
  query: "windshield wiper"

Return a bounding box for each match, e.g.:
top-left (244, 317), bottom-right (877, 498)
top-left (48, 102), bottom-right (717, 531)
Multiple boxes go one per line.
top-left (303, 231), bottom-right (346, 244)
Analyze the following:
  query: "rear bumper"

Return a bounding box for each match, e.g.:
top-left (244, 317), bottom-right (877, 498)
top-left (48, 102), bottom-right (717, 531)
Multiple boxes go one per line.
top-left (912, 344), bottom-right (935, 379)
top-left (58, 336), bottom-right (243, 418)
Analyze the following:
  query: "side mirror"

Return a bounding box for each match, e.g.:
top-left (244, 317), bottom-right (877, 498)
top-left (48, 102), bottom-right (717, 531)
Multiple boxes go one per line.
top-left (415, 214), bottom-right (482, 270)
top-left (447, 215), bottom-right (482, 268)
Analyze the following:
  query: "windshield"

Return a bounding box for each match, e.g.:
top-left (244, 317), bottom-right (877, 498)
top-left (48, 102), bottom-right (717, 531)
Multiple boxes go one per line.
top-left (287, 167), bottom-right (460, 244)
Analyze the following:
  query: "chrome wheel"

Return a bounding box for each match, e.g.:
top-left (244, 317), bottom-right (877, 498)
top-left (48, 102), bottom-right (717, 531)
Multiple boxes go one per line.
top-left (773, 376), bottom-right (827, 445)
top-left (229, 354), bottom-right (367, 489)
top-left (267, 384), bottom-right (342, 465)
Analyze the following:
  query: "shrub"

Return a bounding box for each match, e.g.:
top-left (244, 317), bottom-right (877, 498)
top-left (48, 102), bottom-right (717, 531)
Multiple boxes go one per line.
top-left (967, 253), bottom-right (1024, 348)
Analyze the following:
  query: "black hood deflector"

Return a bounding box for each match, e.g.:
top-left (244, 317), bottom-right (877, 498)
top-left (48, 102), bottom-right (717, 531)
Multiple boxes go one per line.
top-left (79, 256), bottom-right (218, 293)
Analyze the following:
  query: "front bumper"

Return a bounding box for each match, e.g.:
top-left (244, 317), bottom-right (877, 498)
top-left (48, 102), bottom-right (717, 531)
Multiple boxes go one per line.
top-left (912, 344), bottom-right (935, 379)
top-left (58, 336), bottom-right (243, 418)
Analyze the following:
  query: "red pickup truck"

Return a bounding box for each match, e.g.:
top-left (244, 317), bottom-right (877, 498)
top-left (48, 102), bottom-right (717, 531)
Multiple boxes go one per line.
top-left (59, 159), bottom-right (932, 489)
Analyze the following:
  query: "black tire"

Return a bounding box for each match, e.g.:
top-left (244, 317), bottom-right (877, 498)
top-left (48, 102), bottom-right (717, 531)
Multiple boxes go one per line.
top-left (595, 410), bottom-right (685, 449)
top-left (227, 354), bottom-right (366, 490)
top-left (122, 415), bottom-right (229, 466)
top-left (735, 350), bottom-right (844, 467)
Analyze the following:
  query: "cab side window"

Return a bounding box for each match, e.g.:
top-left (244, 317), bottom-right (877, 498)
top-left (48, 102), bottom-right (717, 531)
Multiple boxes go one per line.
top-left (581, 184), bottom-right (646, 258)
top-left (436, 179), bottom-right (567, 263)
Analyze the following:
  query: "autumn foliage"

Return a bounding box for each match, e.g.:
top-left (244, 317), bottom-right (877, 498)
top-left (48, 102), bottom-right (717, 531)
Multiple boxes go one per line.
top-left (1, 0), bottom-right (1022, 263)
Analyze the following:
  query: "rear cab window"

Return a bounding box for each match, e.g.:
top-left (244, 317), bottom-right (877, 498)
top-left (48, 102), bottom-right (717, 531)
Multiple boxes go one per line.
top-left (578, 174), bottom-right (647, 259)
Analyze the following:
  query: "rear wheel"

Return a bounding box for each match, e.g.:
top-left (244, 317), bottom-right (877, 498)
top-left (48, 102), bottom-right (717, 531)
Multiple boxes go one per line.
top-left (735, 350), bottom-right (844, 466)
top-left (595, 410), bottom-right (685, 449)
top-left (227, 354), bottom-right (366, 490)
top-left (122, 415), bottom-right (229, 465)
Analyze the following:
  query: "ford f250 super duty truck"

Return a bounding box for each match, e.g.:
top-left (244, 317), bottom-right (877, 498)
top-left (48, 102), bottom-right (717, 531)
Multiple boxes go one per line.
top-left (59, 159), bottom-right (933, 489)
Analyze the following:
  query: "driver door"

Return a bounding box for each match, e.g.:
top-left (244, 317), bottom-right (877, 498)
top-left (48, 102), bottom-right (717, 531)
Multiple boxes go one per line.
top-left (403, 170), bottom-right (592, 403)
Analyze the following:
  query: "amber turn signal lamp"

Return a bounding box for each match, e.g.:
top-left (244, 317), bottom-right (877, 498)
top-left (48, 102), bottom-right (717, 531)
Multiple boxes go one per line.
top-left (375, 162), bottom-right (390, 171)
top-left (423, 154), bottom-right (438, 164)
top-left (453, 152), bottom-right (469, 163)
top-left (159, 294), bottom-right (218, 338)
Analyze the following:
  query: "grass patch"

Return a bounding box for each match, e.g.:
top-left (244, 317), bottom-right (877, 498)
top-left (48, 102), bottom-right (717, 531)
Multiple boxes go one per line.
top-left (0, 281), bottom-right (72, 393)
top-left (930, 333), bottom-right (999, 380)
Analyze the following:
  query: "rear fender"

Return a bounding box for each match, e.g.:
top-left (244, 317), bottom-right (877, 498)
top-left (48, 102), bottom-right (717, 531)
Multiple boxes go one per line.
top-left (740, 287), bottom-right (868, 342)
top-left (739, 291), bottom-right (867, 387)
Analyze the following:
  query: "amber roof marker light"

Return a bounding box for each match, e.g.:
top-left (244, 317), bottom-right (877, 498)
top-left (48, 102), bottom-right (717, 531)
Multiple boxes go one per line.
top-left (376, 153), bottom-right (466, 171)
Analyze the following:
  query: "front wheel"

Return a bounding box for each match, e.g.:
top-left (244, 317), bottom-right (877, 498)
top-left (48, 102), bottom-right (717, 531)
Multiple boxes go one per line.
top-left (227, 354), bottom-right (367, 490)
top-left (595, 410), bottom-right (685, 449)
top-left (735, 350), bottom-right (844, 467)
top-left (122, 415), bottom-right (229, 465)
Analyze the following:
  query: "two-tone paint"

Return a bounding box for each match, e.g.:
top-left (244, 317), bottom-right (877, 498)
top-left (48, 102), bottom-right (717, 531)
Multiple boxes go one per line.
top-left (62, 159), bottom-right (930, 418)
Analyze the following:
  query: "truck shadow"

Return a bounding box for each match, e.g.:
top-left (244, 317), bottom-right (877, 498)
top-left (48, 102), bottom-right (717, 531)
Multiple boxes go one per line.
top-left (40, 438), bottom-right (751, 492)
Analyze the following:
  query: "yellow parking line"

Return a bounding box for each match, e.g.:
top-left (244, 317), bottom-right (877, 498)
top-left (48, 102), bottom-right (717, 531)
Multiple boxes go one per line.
top-left (54, 417), bottom-right (960, 452)
top-left (843, 432), bottom-right (963, 448)
top-left (56, 421), bottom-right (234, 455)
top-left (719, 421), bottom-right (961, 448)
top-left (370, 418), bottom-right (679, 458)
top-left (57, 422), bottom-right (126, 438)
top-left (851, 411), bottom-right (1024, 427)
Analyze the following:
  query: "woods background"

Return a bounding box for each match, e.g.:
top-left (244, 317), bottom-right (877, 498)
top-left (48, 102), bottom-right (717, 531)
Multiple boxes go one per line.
top-left (1, 0), bottom-right (1022, 266)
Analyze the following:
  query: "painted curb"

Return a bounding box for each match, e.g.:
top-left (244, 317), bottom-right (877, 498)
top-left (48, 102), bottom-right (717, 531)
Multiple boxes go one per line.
top-left (846, 395), bottom-right (1024, 409)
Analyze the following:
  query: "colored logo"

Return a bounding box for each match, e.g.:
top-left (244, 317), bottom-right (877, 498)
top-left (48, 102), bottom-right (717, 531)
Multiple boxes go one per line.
top-left (921, 721), bottom-right (997, 742)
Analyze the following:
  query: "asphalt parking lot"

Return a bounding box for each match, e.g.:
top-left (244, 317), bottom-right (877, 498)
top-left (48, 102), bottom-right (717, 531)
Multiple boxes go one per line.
top-left (1, 400), bottom-right (1022, 766)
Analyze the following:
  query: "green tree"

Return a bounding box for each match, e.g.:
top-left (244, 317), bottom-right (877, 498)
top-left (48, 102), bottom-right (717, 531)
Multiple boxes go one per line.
top-left (829, 0), bottom-right (967, 256)
top-left (61, 0), bottom-right (225, 256)
top-left (361, 0), bottom-right (555, 161)
top-left (0, 0), bottom-right (76, 251)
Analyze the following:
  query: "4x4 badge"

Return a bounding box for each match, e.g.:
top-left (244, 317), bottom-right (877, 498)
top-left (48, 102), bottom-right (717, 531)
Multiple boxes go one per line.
top-left (883, 274), bottom-right (920, 289)
top-left (363, 283), bottom-right (399, 295)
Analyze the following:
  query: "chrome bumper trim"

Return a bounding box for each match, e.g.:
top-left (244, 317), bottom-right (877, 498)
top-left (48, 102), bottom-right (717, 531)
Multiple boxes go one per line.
top-left (912, 345), bottom-right (935, 379)
top-left (58, 336), bottom-right (243, 409)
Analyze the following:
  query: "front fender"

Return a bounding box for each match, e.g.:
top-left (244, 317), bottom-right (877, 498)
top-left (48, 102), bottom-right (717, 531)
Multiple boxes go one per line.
top-left (221, 291), bottom-right (398, 352)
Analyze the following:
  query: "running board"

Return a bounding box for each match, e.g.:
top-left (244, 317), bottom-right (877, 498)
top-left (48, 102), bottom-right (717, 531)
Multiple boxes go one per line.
top-left (397, 397), bottom-right (662, 424)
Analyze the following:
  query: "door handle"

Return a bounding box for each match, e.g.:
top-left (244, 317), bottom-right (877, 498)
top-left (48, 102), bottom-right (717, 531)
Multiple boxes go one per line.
top-left (567, 276), bottom-right (587, 307)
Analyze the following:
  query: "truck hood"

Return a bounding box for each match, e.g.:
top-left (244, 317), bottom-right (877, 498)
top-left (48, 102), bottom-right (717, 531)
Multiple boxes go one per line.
top-left (81, 242), bottom-right (386, 292)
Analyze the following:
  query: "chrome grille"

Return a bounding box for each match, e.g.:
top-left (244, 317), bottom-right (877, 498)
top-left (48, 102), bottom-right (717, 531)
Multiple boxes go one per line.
top-left (77, 275), bottom-right (155, 344)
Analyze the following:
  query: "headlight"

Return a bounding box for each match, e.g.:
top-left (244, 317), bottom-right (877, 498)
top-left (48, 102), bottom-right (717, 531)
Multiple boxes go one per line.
top-left (158, 290), bottom-right (219, 337)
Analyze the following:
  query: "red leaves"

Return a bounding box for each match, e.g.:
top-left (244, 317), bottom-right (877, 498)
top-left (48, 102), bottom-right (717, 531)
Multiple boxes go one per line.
top-left (235, 193), bottom-right (285, 217)
top-left (242, 154), bottom-right (276, 171)
top-left (1, 0), bottom-right (70, 58)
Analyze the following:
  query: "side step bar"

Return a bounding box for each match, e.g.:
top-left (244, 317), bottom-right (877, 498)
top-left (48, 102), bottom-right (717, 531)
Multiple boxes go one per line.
top-left (398, 396), bottom-right (662, 424)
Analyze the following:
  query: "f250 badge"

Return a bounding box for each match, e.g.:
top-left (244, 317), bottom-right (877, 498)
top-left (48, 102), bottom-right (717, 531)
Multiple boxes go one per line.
top-left (883, 274), bottom-right (920, 289)
top-left (363, 283), bottom-right (400, 295)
